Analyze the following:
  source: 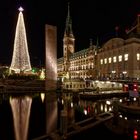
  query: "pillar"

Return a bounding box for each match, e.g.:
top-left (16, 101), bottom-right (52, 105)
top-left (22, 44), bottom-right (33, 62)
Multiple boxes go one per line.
top-left (45, 25), bottom-right (58, 134)
top-left (45, 24), bottom-right (57, 90)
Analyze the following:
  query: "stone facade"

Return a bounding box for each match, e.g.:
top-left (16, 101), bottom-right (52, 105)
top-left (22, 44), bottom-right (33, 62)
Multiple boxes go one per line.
top-left (98, 37), bottom-right (140, 80)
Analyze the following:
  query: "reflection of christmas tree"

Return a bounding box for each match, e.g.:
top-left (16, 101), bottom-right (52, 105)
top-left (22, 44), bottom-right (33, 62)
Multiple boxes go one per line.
top-left (10, 7), bottom-right (31, 73)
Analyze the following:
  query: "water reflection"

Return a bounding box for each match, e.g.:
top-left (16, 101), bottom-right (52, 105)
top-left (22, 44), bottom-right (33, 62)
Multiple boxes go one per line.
top-left (10, 96), bottom-right (32, 140)
top-left (79, 100), bottom-right (112, 115)
top-left (0, 92), bottom-right (139, 140)
top-left (57, 92), bottom-right (114, 128)
top-left (105, 111), bottom-right (140, 139)
top-left (103, 97), bottom-right (140, 140)
top-left (40, 93), bottom-right (45, 103)
top-left (62, 94), bottom-right (140, 139)
top-left (67, 100), bottom-right (113, 122)
top-left (46, 96), bottom-right (58, 134)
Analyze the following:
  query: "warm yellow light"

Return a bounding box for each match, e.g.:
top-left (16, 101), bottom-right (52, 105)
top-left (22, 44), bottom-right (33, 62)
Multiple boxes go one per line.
top-left (104, 105), bottom-right (107, 112)
top-left (40, 69), bottom-right (45, 80)
top-left (106, 100), bottom-right (111, 105)
top-left (40, 93), bottom-right (45, 102)
top-left (71, 102), bottom-right (73, 108)
top-left (100, 104), bottom-right (103, 111)
top-left (112, 70), bottom-right (116, 73)
top-left (10, 6), bottom-right (31, 73)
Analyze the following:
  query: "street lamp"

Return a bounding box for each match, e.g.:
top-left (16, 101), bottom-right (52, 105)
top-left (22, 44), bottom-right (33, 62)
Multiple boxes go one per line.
top-left (111, 70), bottom-right (116, 80)
top-left (122, 71), bottom-right (127, 80)
top-left (112, 70), bottom-right (116, 74)
top-left (123, 71), bottom-right (127, 74)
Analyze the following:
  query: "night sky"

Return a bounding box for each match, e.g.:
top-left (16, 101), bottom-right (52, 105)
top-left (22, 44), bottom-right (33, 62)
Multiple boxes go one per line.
top-left (0, 0), bottom-right (140, 66)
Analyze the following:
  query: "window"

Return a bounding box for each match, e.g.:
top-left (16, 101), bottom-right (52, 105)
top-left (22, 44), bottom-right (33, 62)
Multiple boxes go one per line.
top-left (118, 55), bottom-right (122, 62)
top-left (100, 59), bottom-right (103, 64)
top-left (137, 53), bottom-right (140, 60)
top-left (109, 57), bottom-right (112, 63)
top-left (113, 56), bottom-right (117, 63)
top-left (104, 58), bottom-right (107, 64)
top-left (124, 54), bottom-right (128, 61)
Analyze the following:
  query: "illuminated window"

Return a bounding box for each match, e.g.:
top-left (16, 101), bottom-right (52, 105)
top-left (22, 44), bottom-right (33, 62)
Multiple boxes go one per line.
top-left (108, 57), bottom-right (111, 63)
top-left (91, 63), bottom-right (94, 68)
top-left (113, 56), bottom-right (117, 63)
top-left (104, 58), bottom-right (107, 64)
top-left (118, 55), bottom-right (122, 62)
top-left (137, 53), bottom-right (140, 60)
top-left (100, 59), bottom-right (103, 64)
top-left (124, 54), bottom-right (128, 61)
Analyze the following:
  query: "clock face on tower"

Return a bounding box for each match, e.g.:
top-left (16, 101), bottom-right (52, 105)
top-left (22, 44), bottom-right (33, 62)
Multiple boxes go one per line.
top-left (64, 38), bottom-right (74, 54)
top-left (69, 45), bottom-right (74, 53)
top-left (68, 39), bottom-right (73, 44)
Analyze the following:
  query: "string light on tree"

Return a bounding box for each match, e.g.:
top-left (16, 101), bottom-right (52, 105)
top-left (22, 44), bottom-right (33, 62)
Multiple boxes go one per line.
top-left (10, 6), bottom-right (32, 73)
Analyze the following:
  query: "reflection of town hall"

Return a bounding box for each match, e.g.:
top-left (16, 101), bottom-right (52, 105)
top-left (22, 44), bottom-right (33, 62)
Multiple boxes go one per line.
top-left (57, 5), bottom-right (140, 87)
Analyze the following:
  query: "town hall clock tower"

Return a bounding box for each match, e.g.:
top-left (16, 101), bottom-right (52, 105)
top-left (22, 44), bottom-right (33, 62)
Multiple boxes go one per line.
top-left (63, 3), bottom-right (75, 78)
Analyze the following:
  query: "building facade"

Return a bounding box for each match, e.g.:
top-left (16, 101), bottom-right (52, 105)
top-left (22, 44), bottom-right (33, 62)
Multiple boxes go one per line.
top-left (98, 37), bottom-right (140, 80)
top-left (57, 6), bottom-right (140, 89)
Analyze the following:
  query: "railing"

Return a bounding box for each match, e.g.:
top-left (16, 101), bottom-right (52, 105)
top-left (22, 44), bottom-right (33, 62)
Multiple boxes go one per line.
top-left (31, 112), bottom-right (113, 140)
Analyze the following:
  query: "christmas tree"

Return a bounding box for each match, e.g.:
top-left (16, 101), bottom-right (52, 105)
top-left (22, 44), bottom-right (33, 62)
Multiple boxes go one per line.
top-left (10, 7), bottom-right (31, 73)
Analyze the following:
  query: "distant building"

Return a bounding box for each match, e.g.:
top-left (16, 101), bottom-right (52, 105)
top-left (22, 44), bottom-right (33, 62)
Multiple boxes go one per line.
top-left (98, 14), bottom-right (140, 80)
top-left (57, 5), bottom-right (140, 89)
top-left (57, 4), bottom-right (97, 80)
top-left (98, 37), bottom-right (140, 80)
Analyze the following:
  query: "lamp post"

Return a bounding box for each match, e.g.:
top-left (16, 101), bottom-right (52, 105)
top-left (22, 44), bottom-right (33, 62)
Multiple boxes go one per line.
top-left (122, 71), bottom-right (127, 80)
top-left (112, 70), bottom-right (116, 80)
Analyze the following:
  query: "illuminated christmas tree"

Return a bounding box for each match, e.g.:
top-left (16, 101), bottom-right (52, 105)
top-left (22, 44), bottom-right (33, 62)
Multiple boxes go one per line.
top-left (10, 7), bottom-right (31, 73)
top-left (40, 69), bottom-right (45, 80)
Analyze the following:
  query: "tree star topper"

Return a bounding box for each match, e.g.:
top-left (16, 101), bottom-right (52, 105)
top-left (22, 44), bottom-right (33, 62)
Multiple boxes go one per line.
top-left (18, 6), bottom-right (24, 12)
